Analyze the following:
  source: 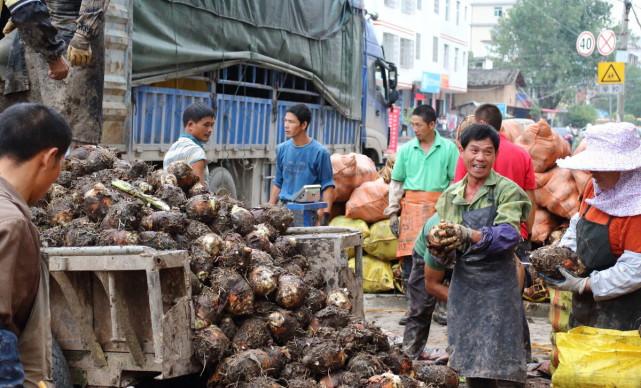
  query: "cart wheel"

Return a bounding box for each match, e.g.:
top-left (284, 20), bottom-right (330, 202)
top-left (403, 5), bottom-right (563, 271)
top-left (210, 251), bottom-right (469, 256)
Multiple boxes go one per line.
top-left (52, 338), bottom-right (72, 388)
top-left (208, 166), bottom-right (237, 198)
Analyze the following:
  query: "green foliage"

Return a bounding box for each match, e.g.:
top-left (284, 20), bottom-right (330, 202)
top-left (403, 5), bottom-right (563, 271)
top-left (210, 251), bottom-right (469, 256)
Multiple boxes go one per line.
top-left (490, 0), bottom-right (612, 109)
top-left (567, 104), bottom-right (598, 127)
top-left (623, 113), bottom-right (636, 123)
top-left (529, 104), bottom-right (542, 121)
top-left (624, 65), bottom-right (641, 118)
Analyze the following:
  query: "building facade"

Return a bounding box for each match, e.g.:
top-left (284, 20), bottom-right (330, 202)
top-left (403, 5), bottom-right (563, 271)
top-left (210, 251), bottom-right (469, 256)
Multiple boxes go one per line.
top-left (365, 0), bottom-right (471, 136)
top-left (469, 0), bottom-right (517, 69)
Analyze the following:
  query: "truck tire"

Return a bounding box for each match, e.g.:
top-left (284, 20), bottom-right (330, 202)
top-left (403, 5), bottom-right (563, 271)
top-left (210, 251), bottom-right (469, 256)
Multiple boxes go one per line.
top-left (208, 167), bottom-right (237, 198)
top-left (52, 338), bottom-right (72, 388)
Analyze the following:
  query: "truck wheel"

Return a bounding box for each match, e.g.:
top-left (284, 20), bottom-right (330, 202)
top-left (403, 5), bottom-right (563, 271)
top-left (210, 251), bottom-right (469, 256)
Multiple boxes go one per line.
top-left (52, 338), bottom-right (72, 388)
top-left (208, 167), bottom-right (237, 198)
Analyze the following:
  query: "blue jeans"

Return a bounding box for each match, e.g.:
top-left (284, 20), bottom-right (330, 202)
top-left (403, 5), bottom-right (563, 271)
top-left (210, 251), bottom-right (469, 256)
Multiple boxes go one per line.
top-left (0, 329), bottom-right (24, 387)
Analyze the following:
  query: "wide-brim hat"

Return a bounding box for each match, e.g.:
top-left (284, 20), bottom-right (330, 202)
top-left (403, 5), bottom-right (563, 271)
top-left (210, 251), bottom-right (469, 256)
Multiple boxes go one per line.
top-left (556, 122), bottom-right (641, 172)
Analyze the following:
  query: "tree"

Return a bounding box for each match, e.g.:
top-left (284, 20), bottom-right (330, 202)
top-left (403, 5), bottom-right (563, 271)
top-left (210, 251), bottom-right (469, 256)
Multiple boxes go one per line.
top-left (624, 65), bottom-right (641, 118)
top-left (490, 0), bottom-right (612, 109)
top-left (567, 104), bottom-right (598, 127)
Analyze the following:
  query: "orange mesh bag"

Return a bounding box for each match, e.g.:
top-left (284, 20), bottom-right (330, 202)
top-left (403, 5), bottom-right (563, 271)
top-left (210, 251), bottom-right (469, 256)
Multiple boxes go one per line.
top-left (531, 209), bottom-right (560, 243)
top-left (501, 119), bottom-right (525, 142)
top-left (569, 139), bottom-right (592, 194)
top-left (345, 178), bottom-right (389, 223)
top-left (534, 167), bottom-right (580, 219)
top-left (331, 153), bottom-right (379, 202)
top-left (515, 119), bottom-right (571, 172)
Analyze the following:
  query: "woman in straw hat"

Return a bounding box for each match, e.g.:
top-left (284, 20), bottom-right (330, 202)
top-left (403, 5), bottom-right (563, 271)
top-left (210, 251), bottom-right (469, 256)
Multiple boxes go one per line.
top-left (544, 122), bottom-right (641, 330)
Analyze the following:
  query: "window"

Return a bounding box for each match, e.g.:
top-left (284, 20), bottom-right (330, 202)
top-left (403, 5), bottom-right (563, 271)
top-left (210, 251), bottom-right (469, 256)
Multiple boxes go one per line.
top-left (464, 6), bottom-right (467, 20)
top-left (456, 1), bottom-right (460, 25)
top-left (454, 47), bottom-right (459, 71)
top-left (383, 33), bottom-right (400, 65)
top-left (445, 0), bottom-right (450, 20)
top-left (416, 33), bottom-right (421, 59)
top-left (463, 52), bottom-right (467, 69)
top-left (402, 0), bottom-right (416, 14)
top-left (432, 36), bottom-right (439, 62)
top-left (443, 44), bottom-right (450, 69)
top-left (417, 0), bottom-right (422, 10)
top-left (400, 38), bottom-right (415, 69)
top-left (494, 6), bottom-right (503, 17)
top-left (434, 0), bottom-right (439, 14)
top-left (385, 0), bottom-right (399, 8)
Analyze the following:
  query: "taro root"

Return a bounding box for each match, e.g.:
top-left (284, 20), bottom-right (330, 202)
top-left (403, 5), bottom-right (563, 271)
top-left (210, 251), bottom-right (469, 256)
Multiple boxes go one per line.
top-left (209, 268), bottom-right (254, 316)
top-left (232, 317), bottom-right (272, 352)
top-left (327, 289), bottom-right (352, 311)
top-left (279, 362), bottom-right (311, 381)
top-left (311, 305), bottom-right (352, 330)
top-left (254, 300), bottom-right (280, 318)
top-left (399, 375), bottom-right (427, 388)
top-left (138, 231), bottom-right (177, 250)
top-left (268, 309), bottom-right (304, 345)
top-left (412, 362), bottom-right (459, 387)
top-left (155, 184), bottom-right (187, 208)
top-left (40, 226), bottom-right (66, 247)
top-left (218, 316), bottom-right (238, 341)
top-left (303, 268), bottom-right (326, 290)
top-left (30, 207), bottom-right (49, 227)
top-left (47, 184), bottom-right (68, 201)
top-left (194, 233), bottom-right (224, 257)
top-left (127, 160), bottom-right (149, 179)
top-left (250, 248), bottom-right (275, 268)
top-left (530, 245), bottom-right (587, 280)
top-left (188, 182), bottom-right (209, 197)
top-left (167, 161), bottom-right (200, 190)
top-left (231, 205), bottom-right (256, 235)
top-left (292, 306), bottom-right (313, 329)
top-left (47, 197), bottom-right (77, 226)
top-left (83, 147), bottom-right (117, 174)
top-left (246, 227), bottom-right (274, 252)
top-left (193, 325), bottom-right (230, 369)
top-left (271, 236), bottom-right (299, 257)
top-left (254, 205), bottom-right (294, 234)
top-left (64, 219), bottom-right (99, 247)
top-left (338, 322), bottom-right (390, 355)
top-left (62, 157), bottom-right (86, 177)
top-left (185, 194), bottom-right (219, 223)
top-left (83, 183), bottom-right (115, 222)
top-left (364, 373), bottom-right (404, 388)
top-left (140, 211), bottom-right (186, 234)
top-left (305, 288), bottom-right (327, 313)
top-left (194, 286), bottom-right (225, 326)
top-left (378, 347), bottom-right (413, 376)
top-left (210, 347), bottom-right (289, 385)
top-left (275, 274), bottom-right (308, 310)
top-left (319, 371), bottom-right (361, 388)
top-left (347, 352), bottom-right (386, 379)
top-left (55, 170), bottom-right (73, 187)
top-left (216, 241), bottom-right (253, 272)
top-left (237, 376), bottom-right (284, 388)
top-left (133, 180), bottom-right (154, 194)
top-left (100, 200), bottom-right (143, 230)
top-left (249, 265), bottom-right (280, 296)
top-left (190, 246), bottom-right (214, 279)
top-left (148, 170), bottom-right (178, 190)
top-left (98, 229), bottom-right (139, 246)
top-left (274, 254), bottom-right (309, 274)
top-left (301, 340), bottom-right (346, 375)
top-left (185, 220), bottom-right (212, 240)
top-left (285, 378), bottom-right (319, 388)
top-left (68, 145), bottom-right (94, 160)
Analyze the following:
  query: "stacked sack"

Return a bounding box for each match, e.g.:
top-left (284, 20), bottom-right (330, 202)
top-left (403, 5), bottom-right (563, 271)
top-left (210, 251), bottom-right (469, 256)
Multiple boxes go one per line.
top-left (330, 154), bottom-right (402, 294)
top-left (514, 120), bottom-right (589, 244)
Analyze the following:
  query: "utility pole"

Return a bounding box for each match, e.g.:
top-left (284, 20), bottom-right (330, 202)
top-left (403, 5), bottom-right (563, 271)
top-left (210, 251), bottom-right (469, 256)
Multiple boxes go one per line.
top-left (617, 0), bottom-right (632, 121)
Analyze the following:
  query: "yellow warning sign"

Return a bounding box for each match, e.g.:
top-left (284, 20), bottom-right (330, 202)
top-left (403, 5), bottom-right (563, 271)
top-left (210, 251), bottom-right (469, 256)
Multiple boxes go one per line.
top-left (597, 62), bottom-right (625, 84)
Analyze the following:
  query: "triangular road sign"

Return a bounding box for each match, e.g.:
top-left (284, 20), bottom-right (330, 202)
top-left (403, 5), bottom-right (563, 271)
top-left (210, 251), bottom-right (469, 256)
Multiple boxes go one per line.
top-left (601, 64), bottom-right (621, 83)
top-left (597, 62), bottom-right (625, 84)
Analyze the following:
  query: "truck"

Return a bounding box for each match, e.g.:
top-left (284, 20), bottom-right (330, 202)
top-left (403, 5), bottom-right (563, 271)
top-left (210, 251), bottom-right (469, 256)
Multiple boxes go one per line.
top-left (94, 0), bottom-right (398, 206)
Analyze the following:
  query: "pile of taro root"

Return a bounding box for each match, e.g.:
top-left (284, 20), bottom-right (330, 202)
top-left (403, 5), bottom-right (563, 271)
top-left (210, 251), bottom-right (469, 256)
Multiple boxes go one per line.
top-left (34, 146), bottom-right (460, 388)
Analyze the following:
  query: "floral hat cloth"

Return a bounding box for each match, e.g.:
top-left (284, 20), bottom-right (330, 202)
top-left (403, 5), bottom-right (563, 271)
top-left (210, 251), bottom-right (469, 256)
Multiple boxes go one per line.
top-left (556, 122), bottom-right (641, 172)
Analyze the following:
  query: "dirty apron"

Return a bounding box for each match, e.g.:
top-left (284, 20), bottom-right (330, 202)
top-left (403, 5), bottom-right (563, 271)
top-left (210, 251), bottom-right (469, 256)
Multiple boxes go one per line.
top-left (397, 190), bottom-right (441, 257)
top-left (18, 257), bottom-right (53, 388)
top-left (570, 205), bottom-right (641, 330)
top-left (447, 189), bottom-right (526, 383)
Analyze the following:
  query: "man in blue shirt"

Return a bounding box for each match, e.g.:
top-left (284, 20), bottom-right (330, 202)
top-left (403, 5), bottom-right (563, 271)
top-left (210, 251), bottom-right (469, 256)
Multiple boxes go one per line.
top-left (269, 103), bottom-right (335, 224)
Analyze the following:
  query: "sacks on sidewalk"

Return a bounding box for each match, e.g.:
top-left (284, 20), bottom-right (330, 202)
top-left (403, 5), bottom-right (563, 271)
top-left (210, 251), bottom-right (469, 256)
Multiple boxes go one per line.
top-left (329, 216), bottom-right (370, 258)
top-left (534, 167), bottom-right (580, 219)
top-left (332, 153), bottom-right (379, 201)
top-left (515, 119), bottom-right (571, 173)
top-left (531, 209), bottom-right (560, 244)
top-left (348, 255), bottom-right (395, 293)
top-left (345, 178), bottom-right (389, 223)
top-left (363, 219), bottom-right (398, 261)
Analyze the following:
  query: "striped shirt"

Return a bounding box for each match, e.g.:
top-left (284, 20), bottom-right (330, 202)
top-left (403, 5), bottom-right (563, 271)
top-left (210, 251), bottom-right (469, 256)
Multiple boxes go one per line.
top-left (163, 136), bottom-right (209, 184)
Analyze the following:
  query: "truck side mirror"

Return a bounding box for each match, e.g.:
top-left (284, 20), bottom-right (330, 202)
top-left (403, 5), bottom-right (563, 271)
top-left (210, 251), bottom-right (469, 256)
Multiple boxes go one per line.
top-left (388, 89), bottom-right (400, 105)
top-left (388, 64), bottom-right (398, 90)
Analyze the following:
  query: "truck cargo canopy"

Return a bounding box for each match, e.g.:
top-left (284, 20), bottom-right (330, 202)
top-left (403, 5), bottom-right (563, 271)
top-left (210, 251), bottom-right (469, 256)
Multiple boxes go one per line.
top-left (133, 0), bottom-right (364, 120)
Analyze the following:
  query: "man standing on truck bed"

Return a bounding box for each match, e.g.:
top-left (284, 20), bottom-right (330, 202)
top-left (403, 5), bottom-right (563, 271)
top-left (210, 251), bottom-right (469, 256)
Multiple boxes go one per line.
top-left (0, 103), bottom-right (72, 388)
top-left (163, 102), bottom-right (215, 187)
top-left (383, 104), bottom-right (459, 359)
top-left (268, 103), bottom-right (335, 225)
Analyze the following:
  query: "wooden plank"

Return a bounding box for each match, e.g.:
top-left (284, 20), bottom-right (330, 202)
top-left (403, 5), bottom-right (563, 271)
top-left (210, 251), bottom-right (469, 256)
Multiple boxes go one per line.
top-left (48, 252), bottom-right (188, 272)
top-left (146, 269), bottom-right (164, 363)
top-left (161, 298), bottom-right (199, 378)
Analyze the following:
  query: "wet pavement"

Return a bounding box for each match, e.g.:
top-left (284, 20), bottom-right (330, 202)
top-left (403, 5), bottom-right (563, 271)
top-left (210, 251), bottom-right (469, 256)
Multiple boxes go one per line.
top-left (364, 294), bottom-right (552, 387)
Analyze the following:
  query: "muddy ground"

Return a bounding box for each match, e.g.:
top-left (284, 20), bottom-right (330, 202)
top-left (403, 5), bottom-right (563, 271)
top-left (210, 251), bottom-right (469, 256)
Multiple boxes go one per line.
top-left (364, 294), bottom-right (552, 388)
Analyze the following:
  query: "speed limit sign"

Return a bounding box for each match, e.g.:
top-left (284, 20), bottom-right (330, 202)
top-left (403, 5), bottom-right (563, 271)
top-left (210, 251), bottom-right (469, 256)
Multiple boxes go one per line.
top-left (576, 31), bottom-right (595, 57)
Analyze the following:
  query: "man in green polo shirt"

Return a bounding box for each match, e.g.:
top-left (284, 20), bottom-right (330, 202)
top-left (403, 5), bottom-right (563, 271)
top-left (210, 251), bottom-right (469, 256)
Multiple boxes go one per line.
top-left (383, 104), bottom-right (459, 359)
top-left (422, 124), bottom-right (531, 386)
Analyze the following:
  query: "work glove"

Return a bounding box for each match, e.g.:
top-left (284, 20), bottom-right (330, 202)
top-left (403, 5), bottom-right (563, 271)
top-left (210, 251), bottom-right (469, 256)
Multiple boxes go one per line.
top-left (389, 213), bottom-right (400, 237)
top-left (2, 19), bottom-right (15, 35)
top-left (67, 32), bottom-right (92, 66)
top-left (428, 221), bottom-right (473, 252)
top-left (541, 266), bottom-right (589, 294)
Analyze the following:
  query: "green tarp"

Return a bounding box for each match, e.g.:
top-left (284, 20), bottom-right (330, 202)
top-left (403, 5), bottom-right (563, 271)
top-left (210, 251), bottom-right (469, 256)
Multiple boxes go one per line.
top-left (132, 0), bottom-right (364, 120)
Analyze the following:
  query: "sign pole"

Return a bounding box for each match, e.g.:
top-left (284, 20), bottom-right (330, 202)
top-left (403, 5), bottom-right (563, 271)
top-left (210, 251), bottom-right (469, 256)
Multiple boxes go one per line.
top-left (617, 1), bottom-right (632, 121)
